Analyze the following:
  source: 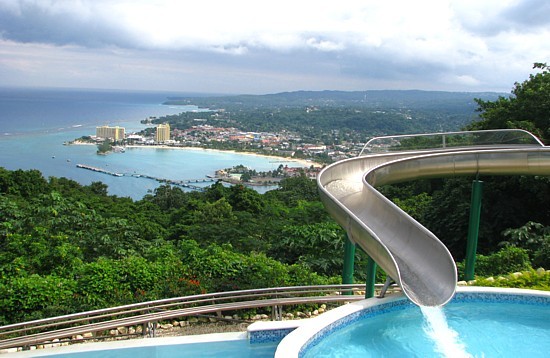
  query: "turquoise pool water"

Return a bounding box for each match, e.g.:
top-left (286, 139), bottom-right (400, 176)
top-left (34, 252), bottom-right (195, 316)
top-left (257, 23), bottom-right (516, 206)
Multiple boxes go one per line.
top-left (303, 300), bottom-right (550, 357)
top-left (48, 339), bottom-right (278, 358)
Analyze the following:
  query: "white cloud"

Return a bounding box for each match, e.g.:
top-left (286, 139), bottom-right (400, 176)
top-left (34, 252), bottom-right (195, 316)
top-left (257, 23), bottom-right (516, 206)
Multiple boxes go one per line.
top-left (306, 38), bottom-right (344, 52)
top-left (0, 0), bottom-right (548, 93)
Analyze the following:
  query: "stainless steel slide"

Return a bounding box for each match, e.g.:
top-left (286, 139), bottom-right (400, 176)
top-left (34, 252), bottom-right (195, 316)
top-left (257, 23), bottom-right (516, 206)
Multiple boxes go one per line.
top-left (317, 130), bottom-right (550, 306)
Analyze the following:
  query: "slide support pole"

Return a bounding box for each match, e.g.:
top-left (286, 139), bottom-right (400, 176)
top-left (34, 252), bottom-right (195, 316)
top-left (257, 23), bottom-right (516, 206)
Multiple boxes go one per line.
top-left (365, 255), bottom-right (377, 298)
top-left (465, 179), bottom-right (483, 281)
top-left (342, 234), bottom-right (356, 295)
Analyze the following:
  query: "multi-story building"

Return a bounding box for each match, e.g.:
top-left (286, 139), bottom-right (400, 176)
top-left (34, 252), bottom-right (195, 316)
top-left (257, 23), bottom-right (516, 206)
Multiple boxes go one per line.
top-left (96, 126), bottom-right (125, 141)
top-left (155, 123), bottom-right (171, 143)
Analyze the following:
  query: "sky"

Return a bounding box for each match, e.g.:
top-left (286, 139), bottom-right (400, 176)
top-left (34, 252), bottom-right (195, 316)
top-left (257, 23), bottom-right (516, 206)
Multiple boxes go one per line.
top-left (0, 0), bottom-right (549, 95)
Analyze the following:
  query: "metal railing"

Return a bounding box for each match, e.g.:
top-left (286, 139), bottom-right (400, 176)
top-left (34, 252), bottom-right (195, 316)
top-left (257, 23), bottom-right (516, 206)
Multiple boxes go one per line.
top-left (0, 284), bottom-right (397, 350)
top-left (359, 129), bottom-right (544, 156)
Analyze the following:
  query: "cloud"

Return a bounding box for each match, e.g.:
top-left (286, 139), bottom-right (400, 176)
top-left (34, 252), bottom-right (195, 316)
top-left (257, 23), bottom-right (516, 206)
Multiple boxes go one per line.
top-left (0, 1), bottom-right (134, 48)
top-left (503, 0), bottom-right (550, 28)
top-left (0, 0), bottom-right (548, 93)
top-left (452, 0), bottom-right (550, 36)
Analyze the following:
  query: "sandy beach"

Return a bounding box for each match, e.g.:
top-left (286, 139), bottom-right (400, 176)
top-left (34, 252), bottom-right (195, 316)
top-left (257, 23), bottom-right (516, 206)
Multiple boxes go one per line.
top-left (124, 144), bottom-right (322, 168)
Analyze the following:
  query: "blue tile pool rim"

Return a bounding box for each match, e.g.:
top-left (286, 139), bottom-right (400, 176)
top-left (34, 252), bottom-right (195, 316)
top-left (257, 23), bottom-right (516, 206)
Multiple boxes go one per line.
top-left (273, 287), bottom-right (550, 358)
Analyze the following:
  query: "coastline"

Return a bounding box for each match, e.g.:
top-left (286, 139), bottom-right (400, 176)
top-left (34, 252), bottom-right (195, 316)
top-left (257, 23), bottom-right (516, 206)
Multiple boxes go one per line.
top-left (122, 144), bottom-right (321, 168)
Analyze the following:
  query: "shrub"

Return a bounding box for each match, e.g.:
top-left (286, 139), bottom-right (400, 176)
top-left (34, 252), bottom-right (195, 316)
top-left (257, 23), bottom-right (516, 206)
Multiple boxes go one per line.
top-left (457, 245), bottom-right (532, 279)
top-left (178, 239), bottom-right (337, 293)
top-left (502, 221), bottom-right (550, 268)
top-left (0, 274), bottom-right (76, 324)
top-left (473, 269), bottom-right (550, 291)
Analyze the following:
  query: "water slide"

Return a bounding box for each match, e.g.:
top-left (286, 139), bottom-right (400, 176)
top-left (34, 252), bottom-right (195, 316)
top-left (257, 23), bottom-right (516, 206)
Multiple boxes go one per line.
top-left (317, 130), bottom-right (550, 306)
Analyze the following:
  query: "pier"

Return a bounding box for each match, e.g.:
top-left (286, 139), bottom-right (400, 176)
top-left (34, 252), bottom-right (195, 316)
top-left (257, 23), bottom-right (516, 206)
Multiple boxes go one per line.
top-left (76, 164), bottom-right (215, 191)
top-left (76, 164), bottom-right (123, 177)
top-left (133, 173), bottom-right (215, 191)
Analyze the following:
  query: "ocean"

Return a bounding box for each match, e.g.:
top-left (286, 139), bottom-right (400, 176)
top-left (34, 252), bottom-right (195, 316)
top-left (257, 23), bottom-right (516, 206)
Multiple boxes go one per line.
top-left (0, 87), bottom-right (301, 200)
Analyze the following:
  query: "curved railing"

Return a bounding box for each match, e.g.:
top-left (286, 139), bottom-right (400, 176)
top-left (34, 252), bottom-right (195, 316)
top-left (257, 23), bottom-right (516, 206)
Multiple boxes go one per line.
top-left (0, 284), bottom-right (396, 350)
top-left (359, 129), bottom-right (545, 155)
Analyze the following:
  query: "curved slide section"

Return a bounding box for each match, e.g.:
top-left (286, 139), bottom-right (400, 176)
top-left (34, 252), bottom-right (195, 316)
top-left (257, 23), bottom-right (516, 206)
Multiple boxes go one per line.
top-left (318, 146), bottom-right (550, 306)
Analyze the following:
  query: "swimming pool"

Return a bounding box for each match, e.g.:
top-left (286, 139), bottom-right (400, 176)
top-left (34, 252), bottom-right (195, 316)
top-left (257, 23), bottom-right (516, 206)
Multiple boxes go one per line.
top-left (10, 332), bottom-right (279, 358)
top-left (276, 287), bottom-right (550, 357)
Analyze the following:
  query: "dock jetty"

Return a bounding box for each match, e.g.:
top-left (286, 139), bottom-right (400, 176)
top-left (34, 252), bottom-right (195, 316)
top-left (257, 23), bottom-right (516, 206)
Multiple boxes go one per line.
top-left (76, 164), bottom-right (123, 177)
top-left (76, 164), bottom-right (215, 191)
top-left (133, 173), bottom-right (214, 191)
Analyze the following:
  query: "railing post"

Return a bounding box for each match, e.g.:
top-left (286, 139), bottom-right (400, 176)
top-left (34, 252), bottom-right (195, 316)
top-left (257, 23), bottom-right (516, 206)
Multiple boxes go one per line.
top-left (271, 305), bottom-right (283, 321)
top-left (465, 179), bottom-right (483, 281)
top-left (365, 255), bottom-right (377, 298)
top-left (342, 233), bottom-right (356, 295)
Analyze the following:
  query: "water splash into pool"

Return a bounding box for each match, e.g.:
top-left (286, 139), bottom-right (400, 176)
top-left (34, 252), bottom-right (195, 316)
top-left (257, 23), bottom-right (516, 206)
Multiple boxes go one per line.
top-left (290, 290), bottom-right (550, 358)
top-left (420, 306), bottom-right (470, 358)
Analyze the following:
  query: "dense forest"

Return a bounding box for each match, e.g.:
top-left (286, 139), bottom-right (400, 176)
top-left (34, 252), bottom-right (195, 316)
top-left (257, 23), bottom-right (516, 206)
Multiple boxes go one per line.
top-left (1, 64), bottom-right (549, 325)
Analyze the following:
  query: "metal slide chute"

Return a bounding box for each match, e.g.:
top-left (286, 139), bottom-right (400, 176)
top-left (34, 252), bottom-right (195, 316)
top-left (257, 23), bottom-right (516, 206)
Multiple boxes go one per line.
top-left (317, 130), bottom-right (550, 306)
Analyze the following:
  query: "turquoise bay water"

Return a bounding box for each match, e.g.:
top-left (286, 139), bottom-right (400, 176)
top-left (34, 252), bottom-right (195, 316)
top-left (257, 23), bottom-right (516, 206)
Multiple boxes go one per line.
top-left (0, 88), bottom-right (301, 200)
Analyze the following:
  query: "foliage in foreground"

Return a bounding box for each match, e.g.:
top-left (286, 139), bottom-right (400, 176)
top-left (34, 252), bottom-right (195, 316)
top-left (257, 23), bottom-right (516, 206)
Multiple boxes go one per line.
top-left (472, 269), bottom-right (550, 291)
top-left (456, 245), bottom-right (532, 279)
top-left (0, 169), bottom-right (341, 325)
top-left (458, 245), bottom-right (550, 291)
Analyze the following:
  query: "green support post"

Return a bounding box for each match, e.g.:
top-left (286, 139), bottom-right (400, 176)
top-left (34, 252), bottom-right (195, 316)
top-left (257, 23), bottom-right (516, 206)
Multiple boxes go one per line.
top-left (465, 179), bottom-right (483, 281)
top-left (342, 234), bottom-right (356, 295)
top-left (365, 255), bottom-right (377, 299)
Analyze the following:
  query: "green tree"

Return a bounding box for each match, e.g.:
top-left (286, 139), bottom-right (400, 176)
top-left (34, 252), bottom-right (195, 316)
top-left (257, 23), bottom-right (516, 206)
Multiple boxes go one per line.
top-left (269, 222), bottom-right (345, 276)
top-left (88, 181), bottom-right (109, 196)
top-left (146, 184), bottom-right (188, 210)
top-left (502, 221), bottom-right (550, 268)
top-left (0, 232), bottom-right (82, 277)
top-left (96, 139), bottom-right (112, 154)
top-left (0, 168), bottom-right (49, 198)
top-left (227, 184), bottom-right (264, 213)
top-left (265, 174), bottom-right (319, 206)
top-left (202, 180), bottom-right (231, 202)
top-left (468, 62), bottom-right (550, 143)
top-left (0, 274), bottom-right (76, 324)
top-left (177, 239), bottom-right (333, 292)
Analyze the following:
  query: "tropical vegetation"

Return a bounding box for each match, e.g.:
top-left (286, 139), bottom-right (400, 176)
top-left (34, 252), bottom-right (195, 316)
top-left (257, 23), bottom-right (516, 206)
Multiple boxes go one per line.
top-left (1, 63), bottom-right (549, 325)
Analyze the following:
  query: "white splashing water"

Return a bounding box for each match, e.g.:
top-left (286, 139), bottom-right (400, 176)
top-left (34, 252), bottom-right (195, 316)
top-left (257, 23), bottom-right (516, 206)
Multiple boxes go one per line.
top-left (420, 306), bottom-right (472, 358)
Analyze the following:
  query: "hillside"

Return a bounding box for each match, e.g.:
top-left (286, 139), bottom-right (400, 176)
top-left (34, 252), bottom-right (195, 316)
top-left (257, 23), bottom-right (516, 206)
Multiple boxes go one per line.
top-left (165, 89), bottom-right (503, 110)
top-left (159, 90), bottom-right (505, 141)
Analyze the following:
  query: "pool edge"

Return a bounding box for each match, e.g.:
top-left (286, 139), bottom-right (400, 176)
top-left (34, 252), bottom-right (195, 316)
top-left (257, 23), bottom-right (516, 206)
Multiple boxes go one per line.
top-left (274, 286), bottom-right (550, 358)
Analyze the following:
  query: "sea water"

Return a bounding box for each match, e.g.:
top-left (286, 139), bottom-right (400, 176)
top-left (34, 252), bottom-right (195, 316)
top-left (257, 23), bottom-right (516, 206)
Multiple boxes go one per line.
top-left (0, 87), bottom-right (300, 200)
